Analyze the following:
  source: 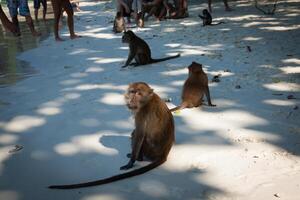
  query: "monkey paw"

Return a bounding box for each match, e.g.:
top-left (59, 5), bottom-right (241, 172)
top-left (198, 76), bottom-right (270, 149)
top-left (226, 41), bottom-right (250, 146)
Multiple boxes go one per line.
top-left (120, 163), bottom-right (134, 170)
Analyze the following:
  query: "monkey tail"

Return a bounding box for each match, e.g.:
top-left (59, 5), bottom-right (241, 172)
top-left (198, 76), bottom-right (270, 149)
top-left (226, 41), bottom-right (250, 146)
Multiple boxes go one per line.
top-left (210, 21), bottom-right (225, 26)
top-left (151, 53), bottom-right (180, 63)
top-left (170, 103), bottom-right (187, 112)
top-left (48, 159), bottom-right (166, 189)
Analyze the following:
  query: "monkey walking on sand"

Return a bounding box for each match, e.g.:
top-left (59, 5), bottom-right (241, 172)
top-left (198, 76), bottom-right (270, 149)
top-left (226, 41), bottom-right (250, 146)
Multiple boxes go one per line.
top-left (121, 30), bottom-right (180, 68)
top-left (170, 62), bottom-right (216, 112)
top-left (198, 9), bottom-right (224, 26)
top-left (49, 82), bottom-right (175, 189)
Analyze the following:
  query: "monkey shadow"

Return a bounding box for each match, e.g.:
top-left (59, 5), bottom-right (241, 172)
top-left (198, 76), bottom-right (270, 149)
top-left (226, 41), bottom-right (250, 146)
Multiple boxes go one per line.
top-left (100, 134), bottom-right (131, 159)
top-left (97, 135), bottom-right (227, 200)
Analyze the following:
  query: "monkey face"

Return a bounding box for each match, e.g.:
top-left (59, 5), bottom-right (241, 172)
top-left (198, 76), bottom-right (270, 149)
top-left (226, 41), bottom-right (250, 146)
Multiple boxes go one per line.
top-left (125, 82), bottom-right (154, 112)
top-left (203, 9), bottom-right (209, 15)
top-left (122, 30), bottom-right (135, 43)
top-left (116, 11), bottom-right (122, 18)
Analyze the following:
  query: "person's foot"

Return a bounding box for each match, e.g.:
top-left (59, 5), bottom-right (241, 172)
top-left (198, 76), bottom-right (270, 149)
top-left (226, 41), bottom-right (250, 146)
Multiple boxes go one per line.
top-left (13, 31), bottom-right (21, 37)
top-left (225, 7), bottom-right (233, 11)
top-left (70, 34), bottom-right (81, 39)
top-left (55, 36), bottom-right (64, 42)
top-left (208, 6), bottom-right (212, 13)
top-left (6, 24), bottom-right (19, 35)
top-left (32, 31), bottom-right (41, 36)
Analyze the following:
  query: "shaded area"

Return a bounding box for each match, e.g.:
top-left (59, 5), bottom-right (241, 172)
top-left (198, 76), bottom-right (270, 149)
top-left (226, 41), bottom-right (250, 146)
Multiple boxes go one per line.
top-left (0, 2), bottom-right (54, 86)
top-left (0, 0), bottom-right (299, 200)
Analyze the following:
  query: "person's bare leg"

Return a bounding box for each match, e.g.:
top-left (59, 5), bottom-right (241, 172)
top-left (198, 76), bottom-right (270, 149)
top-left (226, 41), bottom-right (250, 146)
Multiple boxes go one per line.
top-left (55, 11), bottom-right (64, 41)
top-left (223, 0), bottom-right (232, 11)
top-left (183, 0), bottom-right (188, 16)
top-left (25, 15), bottom-right (40, 36)
top-left (34, 9), bottom-right (38, 21)
top-left (63, 0), bottom-right (80, 39)
top-left (158, 7), bottom-right (166, 20)
top-left (43, 1), bottom-right (47, 20)
top-left (0, 5), bottom-right (19, 35)
top-left (208, 0), bottom-right (212, 13)
top-left (51, 0), bottom-right (64, 41)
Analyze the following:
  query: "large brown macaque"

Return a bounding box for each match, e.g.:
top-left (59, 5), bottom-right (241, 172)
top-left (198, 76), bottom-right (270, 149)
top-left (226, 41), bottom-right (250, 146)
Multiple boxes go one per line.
top-left (49, 82), bottom-right (175, 189)
top-left (170, 62), bottom-right (216, 112)
top-left (121, 30), bottom-right (180, 68)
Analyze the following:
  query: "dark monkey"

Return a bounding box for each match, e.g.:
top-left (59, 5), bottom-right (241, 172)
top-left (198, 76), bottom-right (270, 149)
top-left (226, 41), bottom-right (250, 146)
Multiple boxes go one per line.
top-left (121, 30), bottom-right (180, 68)
top-left (113, 12), bottom-right (126, 33)
top-left (49, 82), bottom-right (175, 189)
top-left (198, 9), bottom-right (224, 26)
top-left (199, 9), bottom-right (212, 26)
top-left (170, 62), bottom-right (216, 112)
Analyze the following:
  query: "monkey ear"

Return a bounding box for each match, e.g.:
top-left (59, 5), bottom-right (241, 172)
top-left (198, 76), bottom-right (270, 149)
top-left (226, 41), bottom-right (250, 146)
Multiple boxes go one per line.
top-left (149, 89), bottom-right (154, 96)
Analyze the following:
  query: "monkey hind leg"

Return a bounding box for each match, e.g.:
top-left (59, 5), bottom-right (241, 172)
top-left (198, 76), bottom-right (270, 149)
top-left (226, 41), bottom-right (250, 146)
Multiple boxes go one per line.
top-left (129, 62), bottom-right (139, 66)
top-left (205, 86), bottom-right (216, 106)
top-left (135, 53), bottom-right (151, 65)
top-left (126, 152), bottom-right (144, 161)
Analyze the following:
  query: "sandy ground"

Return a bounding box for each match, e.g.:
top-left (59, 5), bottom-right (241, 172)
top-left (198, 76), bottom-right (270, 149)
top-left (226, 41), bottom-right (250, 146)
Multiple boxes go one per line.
top-left (0, 0), bottom-right (300, 199)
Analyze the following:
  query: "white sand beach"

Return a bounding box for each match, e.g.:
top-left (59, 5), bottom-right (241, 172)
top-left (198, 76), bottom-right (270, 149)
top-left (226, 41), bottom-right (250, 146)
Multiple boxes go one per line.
top-left (0, 0), bottom-right (299, 199)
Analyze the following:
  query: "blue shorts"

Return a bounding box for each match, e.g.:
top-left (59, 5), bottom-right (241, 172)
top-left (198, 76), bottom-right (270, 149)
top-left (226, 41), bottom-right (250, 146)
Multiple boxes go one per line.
top-left (6, 0), bottom-right (30, 17)
top-left (33, 0), bottom-right (47, 9)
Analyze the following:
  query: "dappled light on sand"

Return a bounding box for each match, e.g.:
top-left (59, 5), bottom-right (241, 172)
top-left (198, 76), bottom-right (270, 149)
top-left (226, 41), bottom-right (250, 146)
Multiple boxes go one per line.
top-left (139, 180), bottom-right (169, 198)
top-left (36, 107), bottom-right (61, 116)
top-left (0, 134), bottom-right (18, 145)
top-left (263, 82), bottom-right (300, 92)
top-left (55, 132), bottom-right (120, 156)
top-left (82, 194), bottom-right (122, 200)
top-left (100, 93), bottom-right (125, 105)
top-left (0, 0), bottom-right (299, 199)
top-left (0, 116), bottom-right (45, 133)
top-left (0, 190), bottom-right (19, 200)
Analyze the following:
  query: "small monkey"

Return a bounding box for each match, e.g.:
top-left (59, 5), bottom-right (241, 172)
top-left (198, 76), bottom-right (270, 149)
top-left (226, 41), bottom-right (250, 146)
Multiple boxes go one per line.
top-left (198, 9), bottom-right (212, 26)
top-left (170, 62), bottom-right (216, 112)
top-left (136, 12), bottom-right (144, 28)
top-left (198, 9), bottom-right (224, 26)
top-left (49, 82), bottom-right (175, 189)
top-left (113, 12), bottom-right (126, 33)
top-left (122, 30), bottom-right (180, 68)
